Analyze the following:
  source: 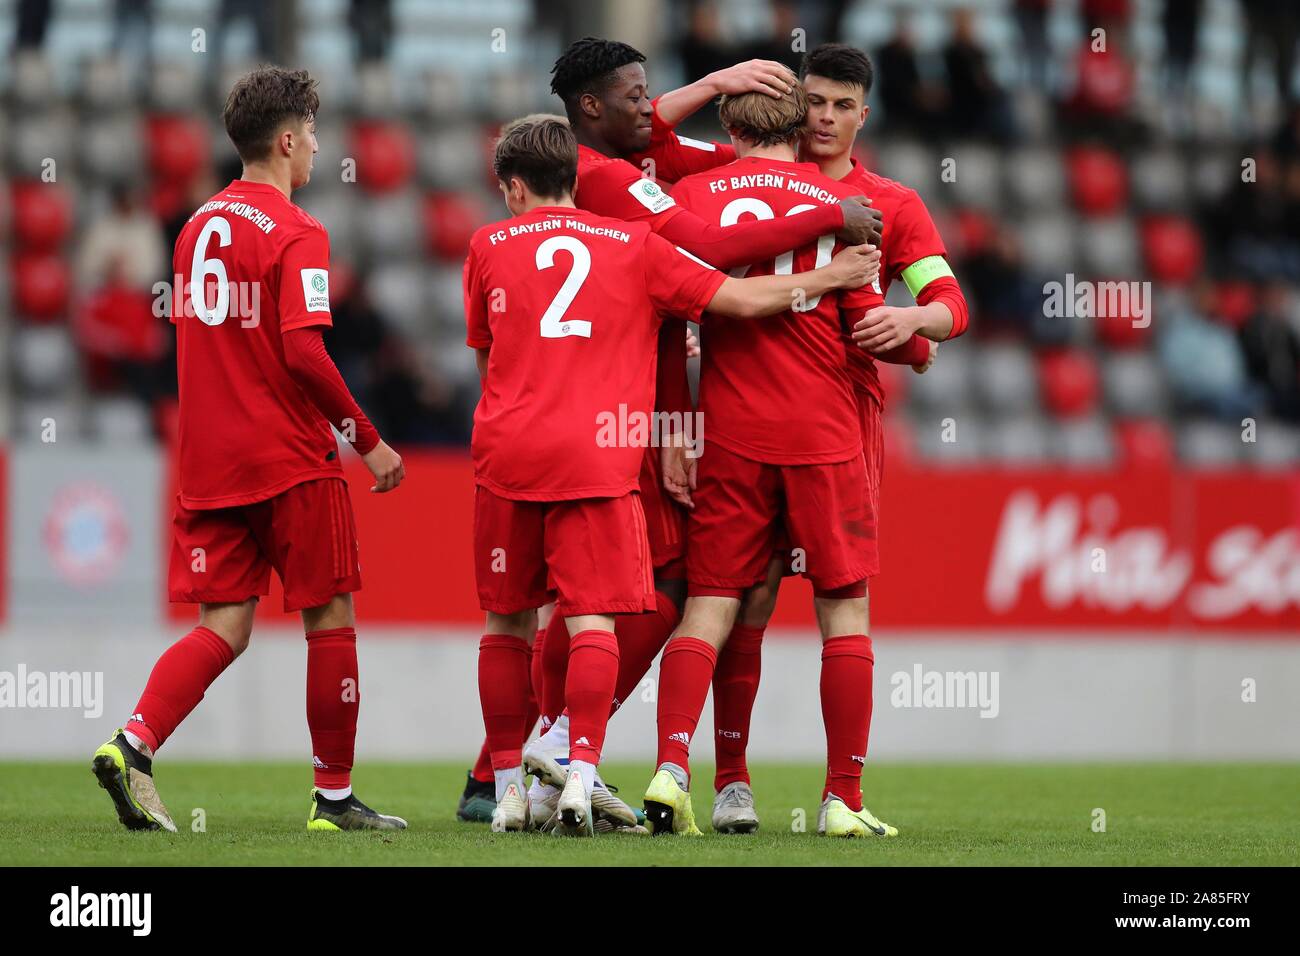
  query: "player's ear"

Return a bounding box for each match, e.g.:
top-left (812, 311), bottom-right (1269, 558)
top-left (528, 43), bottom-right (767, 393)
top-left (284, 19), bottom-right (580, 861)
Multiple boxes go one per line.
top-left (578, 91), bottom-right (600, 121)
top-left (858, 105), bottom-right (869, 130)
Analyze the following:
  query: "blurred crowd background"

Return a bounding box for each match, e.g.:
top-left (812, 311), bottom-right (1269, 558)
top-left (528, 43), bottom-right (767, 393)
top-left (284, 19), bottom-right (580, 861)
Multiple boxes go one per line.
top-left (3, 0), bottom-right (1300, 468)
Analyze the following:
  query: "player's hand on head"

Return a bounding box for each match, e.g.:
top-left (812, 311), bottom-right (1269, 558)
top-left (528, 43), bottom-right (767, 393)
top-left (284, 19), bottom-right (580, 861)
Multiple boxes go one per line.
top-left (709, 59), bottom-right (796, 98)
top-left (828, 244), bottom-right (878, 289)
top-left (362, 440), bottom-right (405, 493)
top-left (853, 306), bottom-right (924, 353)
top-left (913, 339), bottom-right (938, 374)
top-left (836, 196), bottom-right (884, 248)
top-left (685, 326), bottom-right (701, 359)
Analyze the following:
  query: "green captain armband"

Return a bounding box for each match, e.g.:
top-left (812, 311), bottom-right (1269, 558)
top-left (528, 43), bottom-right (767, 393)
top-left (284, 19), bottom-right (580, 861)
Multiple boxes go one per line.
top-left (901, 255), bottom-right (954, 298)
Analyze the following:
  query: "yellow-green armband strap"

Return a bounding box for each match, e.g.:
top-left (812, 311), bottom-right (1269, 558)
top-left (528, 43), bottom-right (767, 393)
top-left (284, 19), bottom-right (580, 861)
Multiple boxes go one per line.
top-left (901, 255), bottom-right (954, 298)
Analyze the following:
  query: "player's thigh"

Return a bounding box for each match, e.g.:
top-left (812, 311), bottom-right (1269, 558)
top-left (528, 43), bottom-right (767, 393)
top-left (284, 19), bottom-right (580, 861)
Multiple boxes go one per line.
top-left (686, 443), bottom-right (781, 594)
top-left (544, 492), bottom-right (655, 617)
top-left (639, 447), bottom-right (687, 569)
top-left (780, 456), bottom-right (874, 592)
top-left (857, 392), bottom-right (884, 572)
top-left (473, 486), bottom-right (550, 615)
top-left (301, 592), bottom-right (356, 633)
top-left (254, 478), bottom-right (363, 613)
top-left (168, 498), bottom-right (271, 608)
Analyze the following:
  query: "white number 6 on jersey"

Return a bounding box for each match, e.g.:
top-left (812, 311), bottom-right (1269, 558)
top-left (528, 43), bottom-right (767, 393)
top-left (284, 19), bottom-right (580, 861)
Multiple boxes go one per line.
top-left (536, 235), bottom-right (592, 338)
top-left (190, 217), bottom-right (233, 326)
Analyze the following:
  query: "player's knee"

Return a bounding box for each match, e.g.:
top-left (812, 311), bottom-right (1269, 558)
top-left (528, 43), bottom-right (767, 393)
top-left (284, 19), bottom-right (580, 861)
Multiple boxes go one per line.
top-left (485, 609), bottom-right (537, 640)
top-left (739, 581), bottom-right (779, 628)
top-left (654, 576), bottom-right (686, 617)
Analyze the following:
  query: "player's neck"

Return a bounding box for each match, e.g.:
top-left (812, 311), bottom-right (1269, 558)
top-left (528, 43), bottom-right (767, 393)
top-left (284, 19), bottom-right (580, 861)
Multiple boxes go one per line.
top-left (816, 149), bottom-right (856, 182)
top-left (520, 194), bottom-right (576, 214)
top-left (573, 125), bottom-right (621, 159)
top-left (739, 143), bottom-right (798, 164)
top-left (238, 164), bottom-right (293, 200)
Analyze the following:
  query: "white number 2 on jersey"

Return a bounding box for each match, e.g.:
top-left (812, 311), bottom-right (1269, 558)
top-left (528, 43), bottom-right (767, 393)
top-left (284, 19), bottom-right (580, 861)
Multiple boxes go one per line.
top-left (535, 235), bottom-right (592, 338)
top-left (718, 198), bottom-right (835, 311)
top-left (190, 216), bottom-right (233, 326)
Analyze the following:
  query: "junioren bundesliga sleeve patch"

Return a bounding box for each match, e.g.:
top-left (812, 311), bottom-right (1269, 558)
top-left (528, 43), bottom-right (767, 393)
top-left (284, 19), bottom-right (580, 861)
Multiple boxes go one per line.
top-left (300, 268), bottom-right (331, 313)
top-left (627, 179), bottom-right (676, 214)
top-left (901, 255), bottom-right (954, 298)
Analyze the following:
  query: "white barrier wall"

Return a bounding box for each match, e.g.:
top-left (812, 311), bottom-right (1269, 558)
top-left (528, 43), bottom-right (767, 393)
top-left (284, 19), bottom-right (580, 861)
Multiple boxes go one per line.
top-left (2, 625), bottom-right (1298, 762)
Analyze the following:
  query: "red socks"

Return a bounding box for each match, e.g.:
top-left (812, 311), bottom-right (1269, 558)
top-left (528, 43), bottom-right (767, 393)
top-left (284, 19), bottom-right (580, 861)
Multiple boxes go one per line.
top-left (539, 611), bottom-right (571, 727)
top-left (565, 629), bottom-right (619, 765)
top-left (305, 627), bottom-right (360, 790)
top-left (655, 636), bottom-right (717, 776)
top-left (820, 634), bottom-right (874, 811)
top-left (477, 633), bottom-right (532, 771)
top-left (712, 623), bottom-right (764, 791)
top-left (472, 626), bottom-right (545, 782)
top-left (126, 626), bottom-right (235, 753)
top-left (611, 590), bottom-right (680, 714)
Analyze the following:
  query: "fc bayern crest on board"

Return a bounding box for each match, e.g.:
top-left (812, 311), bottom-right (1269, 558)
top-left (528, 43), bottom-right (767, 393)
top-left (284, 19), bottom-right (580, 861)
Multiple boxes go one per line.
top-left (42, 482), bottom-right (129, 586)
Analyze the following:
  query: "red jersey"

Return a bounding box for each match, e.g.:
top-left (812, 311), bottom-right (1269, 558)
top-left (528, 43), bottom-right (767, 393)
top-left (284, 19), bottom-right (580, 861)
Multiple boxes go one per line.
top-left (464, 206), bottom-right (725, 501)
top-left (838, 159), bottom-right (947, 406)
top-left (671, 156), bottom-right (871, 465)
top-left (172, 180), bottom-right (341, 510)
top-left (575, 144), bottom-right (683, 230)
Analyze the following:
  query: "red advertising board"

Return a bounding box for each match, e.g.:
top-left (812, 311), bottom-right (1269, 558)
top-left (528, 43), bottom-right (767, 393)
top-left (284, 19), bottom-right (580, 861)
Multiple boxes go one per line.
top-left (163, 448), bottom-right (1300, 632)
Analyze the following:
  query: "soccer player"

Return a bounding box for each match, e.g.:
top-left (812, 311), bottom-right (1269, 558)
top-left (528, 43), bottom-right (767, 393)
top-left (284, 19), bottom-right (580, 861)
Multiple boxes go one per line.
top-left (465, 115), bottom-right (878, 834)
top-left (639, 82), bottom-right (907, 839)
top-left (634, 44), bottom-right (970, 835)
top-left (91, 67), bottom-right (408, 833)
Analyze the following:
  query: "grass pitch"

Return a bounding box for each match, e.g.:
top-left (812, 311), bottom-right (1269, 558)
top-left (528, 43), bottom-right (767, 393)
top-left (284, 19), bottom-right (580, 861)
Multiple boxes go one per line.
top-left (3, 761), bottom-right (1297, 866)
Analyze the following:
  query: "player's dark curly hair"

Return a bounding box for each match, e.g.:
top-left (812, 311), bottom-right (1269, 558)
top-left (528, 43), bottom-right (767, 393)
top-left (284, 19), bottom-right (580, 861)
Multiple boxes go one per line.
top-left (800, 43), bottom-right (874, 97)
top-left (550, 37), bottom-right (646, 120)
top-left (223, 66), bottom-right (319, 162)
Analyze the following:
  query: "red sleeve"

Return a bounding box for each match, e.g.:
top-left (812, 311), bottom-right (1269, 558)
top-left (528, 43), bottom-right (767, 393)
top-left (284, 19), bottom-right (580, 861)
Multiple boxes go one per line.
top-left (278, 227), bottom-right (334, 332)
top-left (628, 97), bottom-right (739, 184)
top-left (875, 334), bottom-right (931, 366)
top-left (654, 201), bottom-right (843, 272)
top-left (917, 275), bottom-right (970, 339)
top-left (282, 327), bottom-right (381, 454)
top-left (887, 190), bottom-right (947, 289)
top-left (463, 243), bottom-right (492, 348)
top-left (656, 318), bottom-right (693, 417)
top-left (578, 160), bottom-right (685, 229)
top-left (642, 233), bottom-right (727, 322)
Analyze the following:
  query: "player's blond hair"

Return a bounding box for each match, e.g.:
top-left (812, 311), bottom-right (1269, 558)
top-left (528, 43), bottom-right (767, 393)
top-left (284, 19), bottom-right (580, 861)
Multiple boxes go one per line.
top-left (493, 114), bottom-right (577, 199)
top-left (718, 83), bottom-right (809, 148)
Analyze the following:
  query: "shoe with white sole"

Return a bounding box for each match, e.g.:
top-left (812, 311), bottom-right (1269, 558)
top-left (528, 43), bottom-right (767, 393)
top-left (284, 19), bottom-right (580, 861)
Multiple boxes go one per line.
top-left (820, 794), bottom-right (898, 838)
top-left (712, 781), bottom-right (760, 834)
top-left (522, 737), bottom-right (569, 790)
top-left (491, 780), bottom-right (531, 832)
top-left (552, 770), bottom-right (594, 837)
top-left (529, 779), bottom-right (561, 832)
top-left (591, 779), bottom-right (639, 829)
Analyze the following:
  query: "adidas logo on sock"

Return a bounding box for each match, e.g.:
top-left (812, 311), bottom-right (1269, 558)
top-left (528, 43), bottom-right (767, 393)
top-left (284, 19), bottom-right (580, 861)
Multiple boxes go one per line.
top-left (129, 714), bottom-right (145, 725)
top-left (668, 731), bottom-right (690, 745)
top-left (575, 736), bottom-right (590, 746)
top-left (312, 755), bottom-right (328, 769)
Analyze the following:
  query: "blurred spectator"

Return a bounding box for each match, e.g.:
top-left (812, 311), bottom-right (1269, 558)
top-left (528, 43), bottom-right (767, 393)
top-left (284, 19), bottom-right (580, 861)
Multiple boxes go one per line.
top-left (1240, 0), bottom-right (1299, 106)
top-left (14, 0), bottom-right (51, 49)
top-left (77, 184), bottom-right (167, 293)
top-left (1082, 0), bottom-right (1132, 33)
top-left (876, 12), bottom-right (944, 135)
top-left (1014, 0), bottom-right (1052, 89)
top-left (74, 254), bottom-right (168, 408)
top-left (679, 2), bottom-right (734, 87)
top-left (742, 0), bottom-right (803, 73)
top-left (1239, 281), bottom-right (1300, 421)
top-left (943, 8), bottom-right (1016, 141)
top-left (349, 0), bottom-right (393, 64)
top-left (1157, 294), bottom-right (1258, 420)
top-left (113, 0), bottom-right (153, 87)
top-left (1062, 23), bottom-right (1139, 141)
top-left (961, 224), bottom-right (1042, 339)
top-left (1161, 0), bottom-right (1202, 134)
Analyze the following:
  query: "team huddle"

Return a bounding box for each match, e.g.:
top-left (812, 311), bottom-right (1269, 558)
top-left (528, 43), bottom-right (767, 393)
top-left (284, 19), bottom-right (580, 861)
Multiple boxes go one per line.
top-left (89, 38), bottom-right (966, 840)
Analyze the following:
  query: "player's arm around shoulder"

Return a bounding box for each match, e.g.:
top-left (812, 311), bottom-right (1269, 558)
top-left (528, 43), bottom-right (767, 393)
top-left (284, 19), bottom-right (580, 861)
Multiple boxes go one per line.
top-left (705, 243), bottom-right (880, 320)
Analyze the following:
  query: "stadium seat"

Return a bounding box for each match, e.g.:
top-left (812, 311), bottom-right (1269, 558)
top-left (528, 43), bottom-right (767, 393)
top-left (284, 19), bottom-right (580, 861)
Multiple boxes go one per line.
top-left (15, 398), bottom-right (83, 442)
top-left (909, 410), bottom-right (987, 464)
top-left (1178, 420), bottom-right (1244, 466)
top-left (10, 50), bottom-right (56, 107)
top-left (1244, 422), bottom-right (1300, 469)
top-left (974, 342), bottom-right (1038, 415)
top-left (1141, 214), bottom-right (1204, 286)
top-left (483, 70), bottom-right (542, 122)
top-left (1017, 214), bottom-right (1076, 274)
top-left (1066, 145), bottom-right (1128, 216)
top-left (428, 264), bottom-right (468, 331)
top-left (357, 189), bottom-right (423, 257)
top-left (948, 143), bottom-right (1001, 211)
top-left (419, 70), bottom-right (469, 121)
top-left (1210, 281), bottom-right (1257, 329)
top-left (419, 125), bottom-right (490, 190)
top-left (1055, 415), bottom-right (1116, 465)
top-left (83, 115), bottom-right (146, 183)
top-left (986, 414), bottom-right (1052, 464)
top-left (1113, 418), bottom-right (1175, 469)
top-left (1093, 284), bottom-right (1154, 349)
top-left (355, 62), bottom-right (400, 116)
top-left (13, 325), bottom-right (77, 394)
top-left (1129, 150), bottom-right (1189, 210)
top-left (1192, 150), bottom-right (1235, 204)
top-left (90, 397), bottom-right (153, 444)
top-left (11, 182), bottom-right (72, 252)
top-left (8, 112), bottom-right (74, 179)
top-left (423, 192), bottom-right (485, 261)
top-left (80, 57), bottom-right (133, 111)
top-left (907, 341), bottom-right (973, 414)
top-left (365, 261), bottom-right (427, 337)
top-left (1005, 147), bottom-right (1066, 211)
top-left (349, 120), bottom-right (417, 193)
top-left (1078, 216), bottom-right (1139, 278)
top-left (1037, 348), bottom-right (1100, 418)
top-left (874, 140), bottom-right (937, 196)
top-left (1102, 351), bottom-right (1168, 416)
top-left (146, 114), bottom-right (210, 186)
top-left (12, 253), bottom-right (72, 321)
top-left (149, 62), bottom-right (203, 113)
top-left (299, 187), bottom-right (359, 253)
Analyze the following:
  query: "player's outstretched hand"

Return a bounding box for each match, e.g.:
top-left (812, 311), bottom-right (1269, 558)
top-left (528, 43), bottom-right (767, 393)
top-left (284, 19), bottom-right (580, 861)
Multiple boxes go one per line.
top-left (661, 442), bottom-right (696, 510)
top-left (685, 326), bottom-right (701, 358)
top-left (836, 196), bottom-right (884, 248)
top-left (362, 440), bottom-right (405, 493)
top-left (852, 306), bottom-right (924, 353)
top-left (707, 59), bottom-right (796, 99)
top-left (913, 339), bottom-right (938, 374)
top-left (827, 244), bottom-right (880, 290)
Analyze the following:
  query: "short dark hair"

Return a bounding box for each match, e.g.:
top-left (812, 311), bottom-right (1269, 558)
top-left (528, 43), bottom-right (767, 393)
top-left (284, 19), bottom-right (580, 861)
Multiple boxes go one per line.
top-left (800, 43), bottom-right (874, 98)
top-left (494, 114), bottom-right (578, 199)
top-left (222, 66), bottom-right (319, 163)
top-left (550, 37), bottom-right (646, 120)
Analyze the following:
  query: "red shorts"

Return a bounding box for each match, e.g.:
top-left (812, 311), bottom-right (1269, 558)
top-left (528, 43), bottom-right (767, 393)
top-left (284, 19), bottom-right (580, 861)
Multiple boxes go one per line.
top-left (686, 442), bottom-right (873, 596)
top-left (639, 447), bottom-right (687, 571)
top-left (168, 477), bottom-right (361, 613)
top-left (857, 390), bottom-right (883, 575)
top-left (473, 486), bottom-right (655, 617)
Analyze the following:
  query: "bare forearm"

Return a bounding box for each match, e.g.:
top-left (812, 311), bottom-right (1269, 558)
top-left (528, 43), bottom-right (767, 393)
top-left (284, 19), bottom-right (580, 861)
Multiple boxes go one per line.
top-left (707, 269), bottom-right (838, 320)
top-left (654, 77), bottom-right (722, 127)
top-left (914, 301), bottom-right (954, 340)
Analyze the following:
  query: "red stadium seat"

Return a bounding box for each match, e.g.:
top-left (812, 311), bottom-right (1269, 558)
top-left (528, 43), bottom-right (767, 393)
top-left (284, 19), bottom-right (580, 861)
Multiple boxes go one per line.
top-left (1210, 280), bottom-right (1257, 329)
top-left (11, 181), bottom-right (73, 251)
top-left (953, 208), bottom-right (996, 257)
top-left (1037, 347), bottom-right (1100, 418)
top-left (1140, 214), bottom-right (1203, 285)
top-left (1094, 281), bottom-right (1153, 349)
top-left (1114, 418), bottom-right (1174, 470)
top-left (424, 192), bottom-right (486, 260)
top-left (1066, 145), bottom-right (1127, 216)
top-left (12, 252), bottom-right (72, 320)
top-left (146, 114), bottom-right (210, 186)
top-left (349, 120), bottom-right (416, 193)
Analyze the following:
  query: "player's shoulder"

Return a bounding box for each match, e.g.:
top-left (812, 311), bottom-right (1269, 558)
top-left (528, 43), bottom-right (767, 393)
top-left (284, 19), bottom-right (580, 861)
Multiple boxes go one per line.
top-left (674, 157), bottom-right (744, 194)
top-left (577, 144), bottom-right (638, 181)
top-left (280, 201), bottom-right (330, 240)
top-left (843, 162), bottom-right (924, 208)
